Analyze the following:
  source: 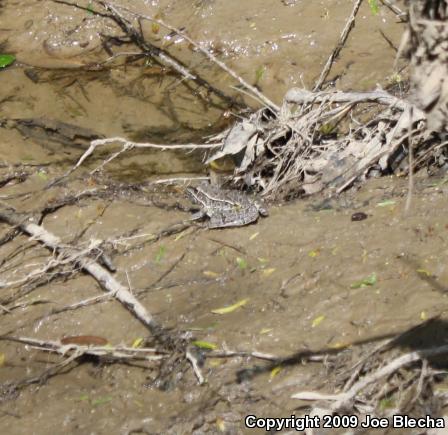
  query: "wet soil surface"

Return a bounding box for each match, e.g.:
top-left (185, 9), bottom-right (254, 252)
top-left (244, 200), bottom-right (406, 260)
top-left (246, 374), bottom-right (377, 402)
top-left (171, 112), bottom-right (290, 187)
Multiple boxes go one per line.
top-left (2, 1), bottom-right (448, 434)
top-left (1, 170), bottom-right (448, 434)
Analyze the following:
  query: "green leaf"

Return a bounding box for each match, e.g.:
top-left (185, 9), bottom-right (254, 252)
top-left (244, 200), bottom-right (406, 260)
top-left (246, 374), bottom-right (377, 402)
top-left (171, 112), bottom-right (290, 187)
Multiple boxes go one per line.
top-left (0, 54), bottom-right (15, 68)
top-left (91, 396), bottom-right (112, 406)
top-left (319, 123), bottom-right (336, 135)
top-left (86, 2), bottom-right (94, 14)
top-left (379, 397), bottom-right (395, 410)
top-left (155, 245), bottom-right (166, 263)
top-left (192, 340), bottom-right (218, 350)
top-left (368, 0), bottom-right (380, 15)
top-left (37, 170), bottom-right (48, 180)
top-left (350, 273), bottom-right (377, 289)
top-left (255, 65), bottom-right (266, 83)
top-left (236, 257), bottom-right (247, 269)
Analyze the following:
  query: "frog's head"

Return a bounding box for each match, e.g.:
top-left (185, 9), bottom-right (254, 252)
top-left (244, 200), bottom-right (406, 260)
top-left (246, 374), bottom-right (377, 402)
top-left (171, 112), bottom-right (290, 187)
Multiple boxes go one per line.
top-left (255, 200), bottom-right (269, 217)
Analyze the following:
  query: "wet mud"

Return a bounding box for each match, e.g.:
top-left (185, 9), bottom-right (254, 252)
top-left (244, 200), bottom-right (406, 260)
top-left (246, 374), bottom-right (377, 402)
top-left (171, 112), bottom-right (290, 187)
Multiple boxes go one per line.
top-left (2, 1), bottom-right (447, 434)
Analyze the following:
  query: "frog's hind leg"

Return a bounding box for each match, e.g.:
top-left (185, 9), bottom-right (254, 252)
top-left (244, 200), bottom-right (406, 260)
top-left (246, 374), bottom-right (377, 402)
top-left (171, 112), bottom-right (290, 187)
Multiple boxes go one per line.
top-left (190, 211), bottom-right (206, 221)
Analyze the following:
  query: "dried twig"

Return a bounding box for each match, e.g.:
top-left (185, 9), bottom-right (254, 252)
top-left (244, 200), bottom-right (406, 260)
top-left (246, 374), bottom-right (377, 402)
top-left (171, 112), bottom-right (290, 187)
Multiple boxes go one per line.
top-left (313, 0), bottom-right (363, 90)
top-left (380, 0), bottom-right (407, 21)
top-left (105, 1), bottom-right (280, 112)
top-left (404, 106), bottom-right (414, 215)
top-left (292, 344), bottom-right (448, 413)
top-left (209, 348), bottom-right (325, 363)
top-left (48, 137), bottom-right (219, 186)
top-left (285, 88), bottom-right (416, 111)
top-left (0, 207), bottom-right (175, 347)
top-left (186, 348), bottom-right (205, 385)
top-left (1, 335), bottom-right (166, 362)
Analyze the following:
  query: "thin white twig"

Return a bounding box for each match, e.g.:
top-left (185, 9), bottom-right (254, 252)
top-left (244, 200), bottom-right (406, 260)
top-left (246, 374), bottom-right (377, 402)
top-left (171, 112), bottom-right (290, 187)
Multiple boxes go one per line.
top-left (186, 348), bottom-right (205, 385)
top-left (313, 0), bottom-right (364, 90)
top-left (48, 136), bottom-right (219, 185)
top-left (4, 336), bottom-right (165, 361)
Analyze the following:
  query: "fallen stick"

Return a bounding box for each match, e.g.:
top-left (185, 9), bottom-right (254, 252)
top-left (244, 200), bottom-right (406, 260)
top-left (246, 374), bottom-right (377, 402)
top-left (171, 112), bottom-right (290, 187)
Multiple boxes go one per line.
top-left (48, 137), bottom-right (220, 186)
top-left (0, 207), bottom-right (174, 347)
top-left (1, 336), bottom-right (166, 362)
top-left (285, 88), bottom-right (417, 112)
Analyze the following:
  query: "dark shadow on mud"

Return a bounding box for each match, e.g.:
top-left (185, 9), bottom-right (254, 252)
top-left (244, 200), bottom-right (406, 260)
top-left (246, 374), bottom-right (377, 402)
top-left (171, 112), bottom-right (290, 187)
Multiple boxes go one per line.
top-left (235, 316), bottom-right (448, 383)
top-left (233, 253), bottom-right (448, 383)
top-left (399, 253), bottom-right (448, 294)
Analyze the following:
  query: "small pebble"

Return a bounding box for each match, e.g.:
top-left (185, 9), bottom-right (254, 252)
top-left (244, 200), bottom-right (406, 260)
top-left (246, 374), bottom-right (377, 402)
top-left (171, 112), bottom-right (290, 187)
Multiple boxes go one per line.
top-left (351, 212), bottom-right (368, 221)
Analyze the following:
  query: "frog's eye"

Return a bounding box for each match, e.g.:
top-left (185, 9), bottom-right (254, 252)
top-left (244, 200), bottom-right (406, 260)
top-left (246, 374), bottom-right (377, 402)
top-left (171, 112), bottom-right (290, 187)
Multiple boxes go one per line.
top-left (255, 202), bottom-right (269, 216)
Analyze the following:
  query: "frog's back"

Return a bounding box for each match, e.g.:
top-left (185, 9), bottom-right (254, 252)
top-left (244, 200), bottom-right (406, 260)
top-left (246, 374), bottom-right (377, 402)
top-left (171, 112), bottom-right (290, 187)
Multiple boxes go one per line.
top-left (187, 183), bottom-right (266, 228)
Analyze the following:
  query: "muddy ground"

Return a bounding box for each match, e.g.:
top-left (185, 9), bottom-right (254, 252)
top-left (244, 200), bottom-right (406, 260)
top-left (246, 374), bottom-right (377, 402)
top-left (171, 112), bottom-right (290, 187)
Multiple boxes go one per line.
top-left (1, 1), bottom-right (448, 434)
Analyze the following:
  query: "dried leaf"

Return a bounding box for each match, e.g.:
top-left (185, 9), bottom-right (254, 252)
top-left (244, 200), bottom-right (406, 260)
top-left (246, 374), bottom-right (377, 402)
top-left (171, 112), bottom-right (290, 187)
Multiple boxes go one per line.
top-left (174, 230), bottom-right (188, 241)
top-left (417, 268), bottom-right (432, 277)
top-left (203, 270), bottom-right (220, 278)
top-left (249, 232), bottom-right (259, 241)
top-left (151, 22), bottom-right (160, 34)
top-left (205, 120), bottom-right (257, 164)
top-left (329, 342), bottom-right (351, 349)
top-left (61, 335), bottom-right (108, 346)
top-left (312, 315), bottom-right (325, 328)
top-left (239, 132), bottom-right (261, 171)
top-left (216, 417), bottom-right (226, 432)
top-left (209, 358), bottom-right (224, 367)
top-left (0, 353), bottom-right (5, 367)
top-left (260, 328), bottom-right (273, 335)
top-left (377, 199), bottom-right (396, 207)
top-left (270, 366), bottom-right (282, 379)
top-left (261, 268), bottom-right (276, 277)
top-left (212, 298), bottom-right (249, 314)
top-left (131, 337), bottom-right (144, 348)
